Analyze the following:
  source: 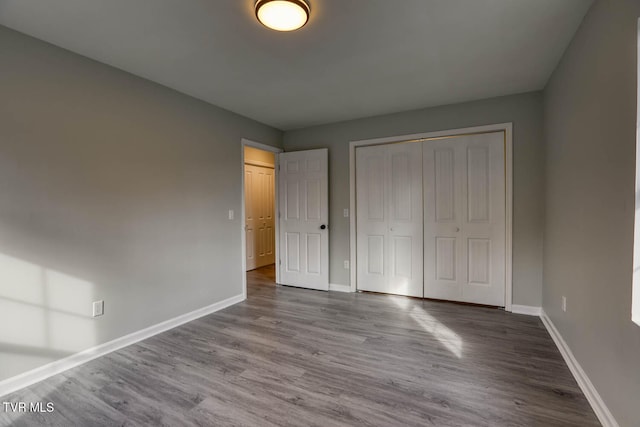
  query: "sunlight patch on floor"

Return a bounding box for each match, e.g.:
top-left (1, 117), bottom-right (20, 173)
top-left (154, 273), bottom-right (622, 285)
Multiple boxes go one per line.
top-left (391, 296), bottom-right (463, 358)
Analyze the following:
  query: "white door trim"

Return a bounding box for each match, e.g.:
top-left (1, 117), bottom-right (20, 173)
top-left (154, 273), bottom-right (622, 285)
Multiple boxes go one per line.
top-left (349, 123), bottom-right (514, 311)
top-left (241, 138), bottom-right (283, 299)
top-left (244, 159), bottom-right (275, 169)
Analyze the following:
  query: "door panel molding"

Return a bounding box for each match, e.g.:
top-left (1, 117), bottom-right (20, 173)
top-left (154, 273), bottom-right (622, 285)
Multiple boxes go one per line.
top-left (349, 123), bottom-right (513, 311)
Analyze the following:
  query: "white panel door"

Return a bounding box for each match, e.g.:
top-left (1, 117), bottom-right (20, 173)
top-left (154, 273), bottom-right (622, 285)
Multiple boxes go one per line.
top-left (278, 149), bottom-right (329, 291)
top-left (356, 146), bottom-right (387, 292)
top-left (423, 132), bottom-right (506, 306)
top-left (245, 166), bottom-right (257, 271)
top-left (245, 164), bottom-right (275, 270)
top-left (356, 142), bottom-right (423, 297)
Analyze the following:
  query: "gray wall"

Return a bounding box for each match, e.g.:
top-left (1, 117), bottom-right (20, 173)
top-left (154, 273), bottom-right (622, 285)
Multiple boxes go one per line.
top-left (284, 92), bottom-right (545, 307)
top-left (542, 1), bottom-right (640, 425)
top-left (0, 26), bottom-right (282, 382)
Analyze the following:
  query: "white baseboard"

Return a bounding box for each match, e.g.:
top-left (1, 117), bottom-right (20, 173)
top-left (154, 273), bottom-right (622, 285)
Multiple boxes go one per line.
top-left (329, 283), bottom-right (352, 293)
top-left (0, 293), bottom-right (245, 399)
top-left (510, 305), bottom-right (541, 316)
top-left (540, 309), bottom-right (619, 427)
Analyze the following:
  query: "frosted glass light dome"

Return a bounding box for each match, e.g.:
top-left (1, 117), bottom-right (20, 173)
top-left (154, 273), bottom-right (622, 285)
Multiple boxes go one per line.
top-left (255, 0), bottom-right (310, 32)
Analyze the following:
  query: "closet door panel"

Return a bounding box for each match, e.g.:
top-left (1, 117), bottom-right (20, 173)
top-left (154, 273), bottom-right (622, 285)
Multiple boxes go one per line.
top-left (386, 143), bottom-right (423, 297)
top-left (460, 134), bottom-right (505, 306)
top-left (245, 164), bottom-right (275, 270)
top-left (424, 143), bottom-right (464, 301)
top-left (356, 146), bottom-right (388, 293)
top-left (245, 166), bottom-right (257, 271)
top-left (424, 132), bottom-right (506, 306)
top-left (356, 142), bottom-right (423, 297)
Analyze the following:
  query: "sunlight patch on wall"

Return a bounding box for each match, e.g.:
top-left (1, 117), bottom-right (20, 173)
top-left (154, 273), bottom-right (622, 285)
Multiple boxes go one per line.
top-left (633, 20), bottom-right (640, 327)
top-left (0, 253), bottom-right (97, 378)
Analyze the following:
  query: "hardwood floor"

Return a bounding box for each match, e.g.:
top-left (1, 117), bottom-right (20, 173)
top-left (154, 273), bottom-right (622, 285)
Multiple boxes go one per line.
top-left (1, 266), bottom-right (599, 426)
top-left (247, 263), bottom-right (276, 287)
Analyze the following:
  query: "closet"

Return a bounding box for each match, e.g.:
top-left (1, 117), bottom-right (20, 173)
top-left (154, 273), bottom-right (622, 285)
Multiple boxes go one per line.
top-left (245, 163), bottom-right (275, 271)
top-left (356, 131), bottom-right (506, 306)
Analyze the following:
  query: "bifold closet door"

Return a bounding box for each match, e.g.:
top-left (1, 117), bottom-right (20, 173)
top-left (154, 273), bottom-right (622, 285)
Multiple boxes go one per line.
top-left (356, 142), bottom-right (423, 297)
top-left (423, 132), bottom-right (506, 306)
top-left (245, 164), bottom-right (275, 270)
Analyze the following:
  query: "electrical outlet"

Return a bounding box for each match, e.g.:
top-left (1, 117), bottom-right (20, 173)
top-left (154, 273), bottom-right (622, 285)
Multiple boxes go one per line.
top-left (344, 260), bottom-right (350, 269)
top-left (343, 208), bottom-right (349, 218)
top-left (562, 296), bottom-right (567, 312)
top-left (228, 209), bottom-right (234, 220)
top-left (93, 300), bottom-right (104, 317)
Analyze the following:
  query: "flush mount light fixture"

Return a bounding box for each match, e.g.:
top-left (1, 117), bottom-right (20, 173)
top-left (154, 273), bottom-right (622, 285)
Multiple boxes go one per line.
top-left (255, 0), bottom-right (310, 32)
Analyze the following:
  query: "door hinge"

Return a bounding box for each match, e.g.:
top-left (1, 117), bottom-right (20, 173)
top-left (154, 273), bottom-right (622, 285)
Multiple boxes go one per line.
top-left (279, 259), bottom-right (282, 265)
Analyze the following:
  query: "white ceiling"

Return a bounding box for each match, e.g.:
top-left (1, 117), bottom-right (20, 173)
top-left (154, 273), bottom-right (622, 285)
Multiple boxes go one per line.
top-left (0, 0), bottom-right (592, 130)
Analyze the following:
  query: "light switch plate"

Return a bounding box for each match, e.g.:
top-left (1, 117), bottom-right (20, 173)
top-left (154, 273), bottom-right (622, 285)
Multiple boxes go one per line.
top-left (93, 300), bottom-right (104, 317)
top-left (228, 209), bottom-right (234, 220)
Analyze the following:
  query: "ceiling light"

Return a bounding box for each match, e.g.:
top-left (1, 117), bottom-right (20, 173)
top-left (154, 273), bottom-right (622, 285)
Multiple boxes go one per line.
top-left (255, 0), bottom-right (310, 32)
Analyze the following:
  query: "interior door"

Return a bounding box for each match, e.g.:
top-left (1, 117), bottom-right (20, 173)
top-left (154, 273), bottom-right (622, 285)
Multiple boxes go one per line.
top-left (245, 164), bottom-right (275, 271)
top-left (278, 149), bottom-right (329, 291)
top-left (423, 132), bottom-right (506, 306)
top-left (245, 165), bottom-right (257, 271)
top-left (356, 142), bottom-right (423, 297)
top-left (259, 166), bottom-right (275, 267)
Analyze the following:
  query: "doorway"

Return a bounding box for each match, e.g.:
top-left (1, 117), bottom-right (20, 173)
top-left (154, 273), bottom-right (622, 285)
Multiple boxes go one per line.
top-left (241, 141), bottom-right (331, 296)
top-left (241, 139), bottom-right (282, 295)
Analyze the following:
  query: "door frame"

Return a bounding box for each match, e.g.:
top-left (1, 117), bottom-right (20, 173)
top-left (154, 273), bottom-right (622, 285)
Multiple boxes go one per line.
top-left (349, 123), bottom-right (514, 311)
top-left (241, 138), bottom-right (283, 299)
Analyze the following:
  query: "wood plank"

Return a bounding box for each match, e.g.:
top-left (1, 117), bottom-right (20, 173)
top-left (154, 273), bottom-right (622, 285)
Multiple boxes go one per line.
top-left (0, 265), bottom-right (600, 426)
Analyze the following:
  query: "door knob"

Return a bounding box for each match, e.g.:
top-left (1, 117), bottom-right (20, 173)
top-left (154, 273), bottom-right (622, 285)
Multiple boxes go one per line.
top-left (320, 224), bottom-right (327, 230)
top-left (455, 227), bottom-right (460, 232)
